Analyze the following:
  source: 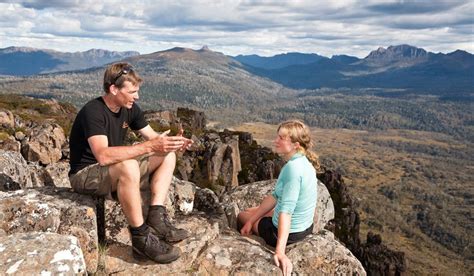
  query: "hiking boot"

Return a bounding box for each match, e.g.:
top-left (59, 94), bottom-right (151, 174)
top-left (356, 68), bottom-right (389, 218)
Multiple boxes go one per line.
top-left (147, 205), bottom-right (190, 243)
top-left (131, 227), bottom-right (180, 264)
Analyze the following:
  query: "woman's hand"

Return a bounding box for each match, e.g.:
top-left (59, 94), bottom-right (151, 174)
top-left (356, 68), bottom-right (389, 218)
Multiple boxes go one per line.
top-left (274, 251), bottom-right (293, 276)
top-left (240, 221), bottom-right (253, 236)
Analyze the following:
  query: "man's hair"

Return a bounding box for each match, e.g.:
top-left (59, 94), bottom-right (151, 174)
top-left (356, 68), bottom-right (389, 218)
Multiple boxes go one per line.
top-left (103, 62), bottom-right (143, 93)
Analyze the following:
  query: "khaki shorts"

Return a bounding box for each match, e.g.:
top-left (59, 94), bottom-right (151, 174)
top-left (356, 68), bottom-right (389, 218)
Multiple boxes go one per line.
top-left (69, 154), bottom-right (151, 200)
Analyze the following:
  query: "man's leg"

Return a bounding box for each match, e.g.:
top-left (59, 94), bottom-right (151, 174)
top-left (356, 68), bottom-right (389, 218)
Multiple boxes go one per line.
top-left (146, 153), bottom-right (190, 242)
top-left (109, 159), bottom-right (180, 263)
top-left (147, 152), bottom-right (176, 206)
top-left (109, 159), bottom-right (143, 226)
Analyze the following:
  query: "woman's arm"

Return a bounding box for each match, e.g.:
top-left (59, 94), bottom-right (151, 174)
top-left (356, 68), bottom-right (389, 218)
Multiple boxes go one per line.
top-left (274, 212), bottom-right (293, 276)
top-left (240, 195), bottom-right (276, 235)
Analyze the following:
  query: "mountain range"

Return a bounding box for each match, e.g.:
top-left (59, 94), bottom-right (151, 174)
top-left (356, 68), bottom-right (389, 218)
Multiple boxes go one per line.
top-left (1, 44), bottom-right (472, 93)
top-left (234, 45), bottom-right (474, 93)
top-left (0, 47), bottom-right (139, 76)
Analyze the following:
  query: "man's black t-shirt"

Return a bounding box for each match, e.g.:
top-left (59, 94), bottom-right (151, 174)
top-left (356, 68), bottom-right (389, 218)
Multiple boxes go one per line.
top-left (69, 97), bottom-right (148, 175)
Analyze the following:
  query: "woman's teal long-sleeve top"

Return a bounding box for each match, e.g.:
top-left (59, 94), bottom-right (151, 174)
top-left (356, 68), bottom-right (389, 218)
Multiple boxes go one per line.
top-left (272, 152), bottom-right (318, 233)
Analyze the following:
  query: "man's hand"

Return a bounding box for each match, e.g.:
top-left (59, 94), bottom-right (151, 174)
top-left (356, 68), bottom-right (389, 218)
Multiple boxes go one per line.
top-left (240, 221), bottom-right (253, 236)
top-left (274, 251), bottom-right (293, 276)
top-left (176, 127), bottom-right (194, 151)
top-left (149, 131), bottom-right (190, 153)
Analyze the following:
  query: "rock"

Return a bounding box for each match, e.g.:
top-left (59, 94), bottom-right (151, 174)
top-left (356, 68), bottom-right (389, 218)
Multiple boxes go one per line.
top-left (0, 135), bottom-right (20, 152)
top-left (179, 131), bottom-right (242, 195)
top-left (15, 131), bottom-right (25, 141)
top-left (228, 130), bottom-right (285, 185)
top-left (221, 179), bottom-right (335, 233)
top-left (21, 123), bottom-right (66, 165)
top-left (195, 230), bottom-right (280, 275)
top-left (144, 110), bottom-right (179, 132)
top-left (208, 134), bottom-right (241, 189)
top-left (177, 107), bottom-right (206, 133)
top-left (359, 232), bottom-right (406, 275)
top-left (0, 109), bottom-right (14, 128)
top-left (288, 230), bottom-right (366, 275)
top-left (0, 187), bottom-right (99, 273)
top-left (196, 230), bottom-right (365, 275)
top-left (44, 161), bottom-right (71, 188)
top-left (105, 212), bottom-right (221, 274)
top-left (171, 178), bottom-right (196, 215)
top-left (0, 150), bottom-right (34, 191)
top-left (319, 169), bottom-right (361, 253)
top-left (0, 232), bottom-right (86, 275)
top-left (194, 187), bottom-right (221, 213)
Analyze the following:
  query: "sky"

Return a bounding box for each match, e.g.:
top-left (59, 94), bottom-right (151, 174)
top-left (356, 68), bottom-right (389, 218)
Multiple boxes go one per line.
top-left (0, 0), bottom-right (472, 58)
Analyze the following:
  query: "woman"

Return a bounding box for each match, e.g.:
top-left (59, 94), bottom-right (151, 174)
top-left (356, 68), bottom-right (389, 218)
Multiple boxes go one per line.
top-left (238, 120), bottom-right (320, 275)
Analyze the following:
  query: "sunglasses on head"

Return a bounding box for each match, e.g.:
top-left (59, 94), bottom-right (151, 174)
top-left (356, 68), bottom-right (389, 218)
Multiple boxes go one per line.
top-left (113, 65), bottom-right (134, 84)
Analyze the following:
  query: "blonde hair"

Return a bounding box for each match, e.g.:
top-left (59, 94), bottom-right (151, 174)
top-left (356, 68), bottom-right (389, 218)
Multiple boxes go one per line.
top-left (278, 119), bottom-right (321, 172)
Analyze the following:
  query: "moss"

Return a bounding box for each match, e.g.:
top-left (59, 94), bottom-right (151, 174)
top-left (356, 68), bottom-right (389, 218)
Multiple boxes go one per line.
top-left (0, 131), bottom-right (10, 141)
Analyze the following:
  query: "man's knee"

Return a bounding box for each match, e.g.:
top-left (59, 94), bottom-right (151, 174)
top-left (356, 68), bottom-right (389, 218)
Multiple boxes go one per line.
top-left (111, 159), bottom-right (140, 178)
top-left (149, 152), bottom-right (177, 174)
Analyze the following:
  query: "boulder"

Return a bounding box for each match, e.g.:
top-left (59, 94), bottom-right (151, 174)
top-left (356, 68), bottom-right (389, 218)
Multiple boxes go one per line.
top-left (195, 230), bottom-right (280, 275)
top-left (0, 109), bottom-right (14, 128)
top-left (21, 123), bottom-right (66, 165)
top-left (0, 232), bottom-right (86, 275)
top-left (0, 187), bottom-right (99, 273)
top-left (221, 179), bottom-right (335, 233)
top-left (44, 161), bottom-right (71, 188)
top-left (288, 230), bottom-right (366, 275)
top-left (0, 135), bottom-right (20, 152)
top-left (0, 150), bottom-right (34, 191)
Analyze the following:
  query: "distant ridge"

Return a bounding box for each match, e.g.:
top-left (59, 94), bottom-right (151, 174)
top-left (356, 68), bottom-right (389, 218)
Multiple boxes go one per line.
top-left (0, 46), bottom-right (140, 76)
top-left (242, 44), bottom-right (474, 92)
top-left (233, 52), bottom-right (326, 69)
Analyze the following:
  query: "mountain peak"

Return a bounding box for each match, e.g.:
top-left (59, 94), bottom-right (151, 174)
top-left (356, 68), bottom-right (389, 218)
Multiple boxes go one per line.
top-left (200, 45), bottom-right (210, 51)
top-left (366, 44), bottom-right (428, 60)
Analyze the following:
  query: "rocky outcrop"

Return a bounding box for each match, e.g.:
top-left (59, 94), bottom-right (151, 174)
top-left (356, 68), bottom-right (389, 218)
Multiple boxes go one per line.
top-left (177, 107), bottom-right (207, 133)
top-left (359, 232), bottom-right (406, 276)
top-left (21, 123), bottom-right (66, 165)
top-left (319, 169), bottom-right (406, 275)
top-left (177, 131), bottom-right (242, 195)
top-left (0, 187), bottom-right (99, 272)
top-left (228, 130), bottom-right (285, 184)
top-left (0, 232), bottom-right (86, 275)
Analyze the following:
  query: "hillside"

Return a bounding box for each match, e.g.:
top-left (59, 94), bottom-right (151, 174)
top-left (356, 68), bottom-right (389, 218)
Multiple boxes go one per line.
top-left (0, 47), bottom-right (295, 124)
top-left (0, 47), bottom-right (139, 76)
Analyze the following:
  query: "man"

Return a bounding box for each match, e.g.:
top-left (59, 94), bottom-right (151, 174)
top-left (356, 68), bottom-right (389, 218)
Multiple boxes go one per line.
top-left (69, 62), bottom-right (193, 264)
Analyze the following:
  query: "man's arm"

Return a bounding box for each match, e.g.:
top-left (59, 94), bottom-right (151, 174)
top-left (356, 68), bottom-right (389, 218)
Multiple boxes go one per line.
top-left (88, 133), bottom-right (187, 166)
top-left (137, 125), bottom-right (160, 140)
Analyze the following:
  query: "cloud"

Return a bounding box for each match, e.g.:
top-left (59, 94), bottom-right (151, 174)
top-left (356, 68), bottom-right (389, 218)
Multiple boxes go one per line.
top-left (0, 0), bottom-right (472, 57)
top-left (366, 0), bottom-right (466, 14)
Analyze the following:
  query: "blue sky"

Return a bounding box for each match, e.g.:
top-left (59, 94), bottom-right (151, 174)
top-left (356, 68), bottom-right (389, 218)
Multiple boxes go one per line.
top-left (0, 0), bottom-right (472, 57)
